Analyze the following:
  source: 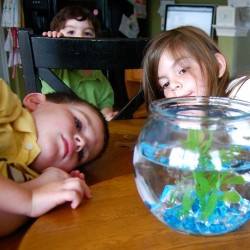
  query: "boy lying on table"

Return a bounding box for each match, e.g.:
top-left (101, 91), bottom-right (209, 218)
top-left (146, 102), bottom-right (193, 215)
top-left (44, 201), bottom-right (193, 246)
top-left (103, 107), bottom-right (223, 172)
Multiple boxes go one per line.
top-left (0, 78), bottom-right (109, 237)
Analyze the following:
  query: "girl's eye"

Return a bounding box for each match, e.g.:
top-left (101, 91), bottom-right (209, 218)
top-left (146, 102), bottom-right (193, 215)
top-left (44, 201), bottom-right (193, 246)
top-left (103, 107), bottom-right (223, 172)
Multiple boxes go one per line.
top-left (179, 68), bottom-right (189, 74)
top-left (67, 31), bottom-right (74, 35)
top-left (74, 117), bottom-right (82, 130)
top-left (162, 82), bottom-right (170, 90)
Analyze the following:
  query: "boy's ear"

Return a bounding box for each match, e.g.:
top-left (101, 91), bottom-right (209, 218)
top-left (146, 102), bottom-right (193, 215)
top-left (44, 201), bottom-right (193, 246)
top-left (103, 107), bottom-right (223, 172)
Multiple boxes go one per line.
top-left (23, 93), bottom-right (46, 112)
top-left (215, 53), bottom-right (227, 78)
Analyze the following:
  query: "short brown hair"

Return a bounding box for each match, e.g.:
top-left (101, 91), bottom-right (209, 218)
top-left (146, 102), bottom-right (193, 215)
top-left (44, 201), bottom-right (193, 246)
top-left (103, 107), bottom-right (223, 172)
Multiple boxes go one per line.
top-left (50, 5), bottom-right (101, 37)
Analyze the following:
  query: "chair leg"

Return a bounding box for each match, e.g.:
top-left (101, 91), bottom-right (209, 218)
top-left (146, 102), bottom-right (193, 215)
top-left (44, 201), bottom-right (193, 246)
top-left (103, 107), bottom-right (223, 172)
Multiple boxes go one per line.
top-left (112, 88), bottom-right (145, 120)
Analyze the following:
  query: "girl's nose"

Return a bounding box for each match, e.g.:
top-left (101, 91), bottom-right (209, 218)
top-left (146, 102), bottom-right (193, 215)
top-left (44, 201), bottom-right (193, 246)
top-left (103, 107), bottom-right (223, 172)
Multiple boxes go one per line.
top-left (74, 134), bottom-right (86, 152)
top-left (169, 81), bottom-right (181, 92)
top-left (74, 32), bottom-right (84, 38)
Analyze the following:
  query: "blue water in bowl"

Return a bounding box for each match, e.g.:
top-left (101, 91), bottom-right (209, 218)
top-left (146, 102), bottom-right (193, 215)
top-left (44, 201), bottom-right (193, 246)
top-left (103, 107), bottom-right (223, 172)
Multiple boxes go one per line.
top-left (150, 185), bottom-right (250, 235)
top-left (134, 142), bottom-right (250, 236)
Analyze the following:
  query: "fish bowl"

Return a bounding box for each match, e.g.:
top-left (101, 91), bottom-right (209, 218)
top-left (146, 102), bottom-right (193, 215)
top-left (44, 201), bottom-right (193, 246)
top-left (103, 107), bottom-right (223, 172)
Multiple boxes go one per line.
top-left (133, 96), bottom-right (250, 236)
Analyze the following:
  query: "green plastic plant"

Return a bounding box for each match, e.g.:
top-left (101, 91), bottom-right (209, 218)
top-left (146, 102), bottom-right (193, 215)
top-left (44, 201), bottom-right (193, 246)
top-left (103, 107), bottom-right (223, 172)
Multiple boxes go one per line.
top-left (169, 129), bottom-right (245, 220)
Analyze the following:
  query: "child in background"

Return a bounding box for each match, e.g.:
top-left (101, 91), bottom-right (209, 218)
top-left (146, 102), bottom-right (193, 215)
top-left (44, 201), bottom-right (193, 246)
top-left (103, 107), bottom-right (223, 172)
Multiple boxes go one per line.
top-left (41, 5), bottom-right (117, 121)
top-left (142, 25), bottom-right (250, 106)
top-left (0, 78), bottom-right (109, 237)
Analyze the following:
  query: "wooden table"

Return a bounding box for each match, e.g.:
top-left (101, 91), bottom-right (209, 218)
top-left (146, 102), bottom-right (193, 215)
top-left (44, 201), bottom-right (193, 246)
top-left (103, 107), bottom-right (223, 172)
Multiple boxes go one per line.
top-left (18, 174), bottom-right (250, 250)
top-left (2, 119), bottom-right (250, 249)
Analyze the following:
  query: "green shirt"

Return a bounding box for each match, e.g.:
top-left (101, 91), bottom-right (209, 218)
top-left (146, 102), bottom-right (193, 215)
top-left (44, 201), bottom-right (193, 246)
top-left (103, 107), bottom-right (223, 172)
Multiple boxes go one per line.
top-left (41, 69), bottom-right (114, 109)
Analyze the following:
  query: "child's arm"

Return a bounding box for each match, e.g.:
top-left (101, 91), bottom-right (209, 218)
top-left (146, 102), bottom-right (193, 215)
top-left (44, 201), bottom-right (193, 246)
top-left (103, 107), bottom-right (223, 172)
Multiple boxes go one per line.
top-left (0, 173), bottom-right (91, 237)
top-left (0, 175), bottom-right (87, 215)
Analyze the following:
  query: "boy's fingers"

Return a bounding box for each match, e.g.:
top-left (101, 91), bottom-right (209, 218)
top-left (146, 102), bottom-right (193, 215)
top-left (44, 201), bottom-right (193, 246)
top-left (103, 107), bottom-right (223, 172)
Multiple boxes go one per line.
top-left (63, 178), bottom-right (92, 199)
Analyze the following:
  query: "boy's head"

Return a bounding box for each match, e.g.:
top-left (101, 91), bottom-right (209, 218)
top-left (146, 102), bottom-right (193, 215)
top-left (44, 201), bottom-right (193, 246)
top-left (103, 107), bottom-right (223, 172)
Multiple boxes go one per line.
top-left (51, 5), bottom-right (101, 38)
top-left (23, 92), bottom-right (109, 174)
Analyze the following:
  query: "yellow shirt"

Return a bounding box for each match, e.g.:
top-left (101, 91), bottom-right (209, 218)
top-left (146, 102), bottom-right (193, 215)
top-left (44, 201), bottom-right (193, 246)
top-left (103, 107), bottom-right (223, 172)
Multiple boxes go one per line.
top-left (0, 79), bottom-right (41, 182)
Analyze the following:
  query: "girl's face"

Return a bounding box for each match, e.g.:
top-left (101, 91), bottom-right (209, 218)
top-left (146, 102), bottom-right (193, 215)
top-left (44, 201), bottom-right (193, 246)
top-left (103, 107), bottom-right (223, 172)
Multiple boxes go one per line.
top-left (158, 50), bottom-right (208, 98)
top-left (60, 18), bottom-right (95, 38)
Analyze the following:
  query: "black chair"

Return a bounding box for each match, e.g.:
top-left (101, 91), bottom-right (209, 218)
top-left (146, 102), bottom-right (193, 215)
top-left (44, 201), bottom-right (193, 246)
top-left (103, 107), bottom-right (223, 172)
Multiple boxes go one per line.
top-left (18, 28), bottom-right (148, 120)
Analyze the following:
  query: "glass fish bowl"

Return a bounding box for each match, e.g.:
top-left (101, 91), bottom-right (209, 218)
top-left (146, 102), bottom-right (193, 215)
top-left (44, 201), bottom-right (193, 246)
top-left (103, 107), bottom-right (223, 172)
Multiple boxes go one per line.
top-left (133, 96), bottom-right (250, 236)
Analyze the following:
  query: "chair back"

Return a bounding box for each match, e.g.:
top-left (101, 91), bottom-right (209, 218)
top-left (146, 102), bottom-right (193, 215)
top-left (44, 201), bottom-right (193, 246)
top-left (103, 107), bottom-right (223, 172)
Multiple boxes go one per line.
top-left (18, 28), bottom-right (149, 119)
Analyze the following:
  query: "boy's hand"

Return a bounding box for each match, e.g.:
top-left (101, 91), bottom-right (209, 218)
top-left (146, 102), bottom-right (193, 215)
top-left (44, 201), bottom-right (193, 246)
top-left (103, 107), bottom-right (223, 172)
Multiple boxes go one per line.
top-left (42, 31), bottom-right (64, 38)
top-left (29, 177), bottom-right (92, 217)
top-left (70, 169), bottom-right (85, 180)
top-left (105, 111), bottom-right (118, 121)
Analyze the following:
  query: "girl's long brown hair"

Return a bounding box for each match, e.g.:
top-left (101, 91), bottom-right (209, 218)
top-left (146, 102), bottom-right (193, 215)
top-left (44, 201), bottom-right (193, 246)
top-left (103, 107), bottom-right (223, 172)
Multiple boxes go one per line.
top-left (142, 26), bottom-right (230, 106)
